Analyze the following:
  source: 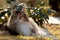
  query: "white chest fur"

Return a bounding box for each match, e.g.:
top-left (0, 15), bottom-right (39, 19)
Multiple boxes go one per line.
top-left (16, 19), bottom-right (33, 36)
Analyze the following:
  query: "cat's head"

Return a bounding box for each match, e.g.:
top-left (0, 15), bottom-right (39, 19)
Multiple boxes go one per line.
top-left (17, 8), bottom-right (29, 21)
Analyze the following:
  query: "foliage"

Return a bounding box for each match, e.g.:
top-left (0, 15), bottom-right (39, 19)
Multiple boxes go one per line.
top-left (27, 6), bottom-right (51, 26)
top-left (0, 0), bottom-right (53, 27)
top-left (6, 0), bottom-right (16, 4)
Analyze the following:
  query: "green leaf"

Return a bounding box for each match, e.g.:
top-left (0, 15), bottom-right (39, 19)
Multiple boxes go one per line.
top-left (27, 7), bottom-right (30, 14)
top-left (47, 9), bottom-right (51, 15)
top-left (7, 9), bottom-right (11, 16)
top-left (10, 0), bottom-right (16, 2)
top-left (0, 11), bottom-right (6, 18)
top-left (43, 13), bottom-right (49, 19)
top-left (6, 0), bottom-right (16, 4)
top-left (6, 0), bottom-right (11, 4)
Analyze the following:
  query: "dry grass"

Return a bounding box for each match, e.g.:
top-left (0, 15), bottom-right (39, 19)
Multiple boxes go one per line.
top-left (0, 35), bottom-right (52, 40)
top-left (43, 24), bottom-right (60, 40)
top-left (0, 24), bottom-right (60, 40)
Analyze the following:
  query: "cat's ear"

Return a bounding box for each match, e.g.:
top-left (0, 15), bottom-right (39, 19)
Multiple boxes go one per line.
top-left (10, 6), bottom-right (16, 14)
top-left (12, 8), bottom-right (20, 14)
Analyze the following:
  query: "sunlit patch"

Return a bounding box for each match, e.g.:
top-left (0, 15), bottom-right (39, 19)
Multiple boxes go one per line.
top-left (44, 6), bottom-right (47, 9)
top-left (5, 13), bottom-right (8, 17)
top-left (4, 9), bottom-right (8, 11)
top-left (47, 16), bottom-right (60, 24)
top-left (1, 16), bottom-right (5, 19)
top-left (30, 9), bottom-right (34, 13)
